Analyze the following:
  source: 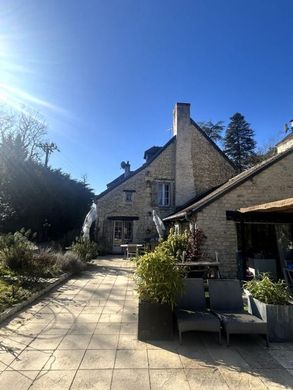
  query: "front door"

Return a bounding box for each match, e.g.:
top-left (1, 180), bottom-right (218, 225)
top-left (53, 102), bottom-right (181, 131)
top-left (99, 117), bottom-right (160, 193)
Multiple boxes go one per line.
top-left (112, 220), bottom-right (133, 253)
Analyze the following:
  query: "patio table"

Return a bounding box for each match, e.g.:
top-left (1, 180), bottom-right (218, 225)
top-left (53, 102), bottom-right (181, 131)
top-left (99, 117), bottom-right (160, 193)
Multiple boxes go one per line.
top-left (120, 244), bottom-right (143, 258)
top-left (176, 261), bottom-right (221, 278)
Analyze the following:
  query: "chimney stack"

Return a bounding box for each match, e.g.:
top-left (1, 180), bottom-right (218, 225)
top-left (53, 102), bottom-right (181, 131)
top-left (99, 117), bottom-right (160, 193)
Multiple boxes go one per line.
top-left (124, 161), bottom-right (131, 177)
top-left (173, 103), bottom-right (190, 136)
top-left (173, 102), bottom-right (196, 206)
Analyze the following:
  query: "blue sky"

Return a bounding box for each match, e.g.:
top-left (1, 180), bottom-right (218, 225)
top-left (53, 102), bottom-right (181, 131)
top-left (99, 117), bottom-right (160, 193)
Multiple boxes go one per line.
top-left (0, 0), bottom-right (293, 194)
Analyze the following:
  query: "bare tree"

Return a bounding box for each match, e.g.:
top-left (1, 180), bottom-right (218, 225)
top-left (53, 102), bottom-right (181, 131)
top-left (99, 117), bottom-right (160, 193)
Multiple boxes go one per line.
top-left (18, 109), bottom-right (47, 160)
top-left (0, 105), bottom-right (47, 161)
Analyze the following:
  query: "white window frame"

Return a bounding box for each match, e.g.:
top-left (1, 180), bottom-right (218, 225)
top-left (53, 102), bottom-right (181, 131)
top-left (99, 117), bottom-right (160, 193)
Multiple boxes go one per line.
top-left (158, 182), bottom-right (170, 207)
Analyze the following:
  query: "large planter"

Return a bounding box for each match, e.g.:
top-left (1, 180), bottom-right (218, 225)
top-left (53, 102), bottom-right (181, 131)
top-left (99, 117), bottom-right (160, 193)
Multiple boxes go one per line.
top-left (246, 291), bottom-right (293, 342)
top-left (137, 301), bottom-right (173, 341)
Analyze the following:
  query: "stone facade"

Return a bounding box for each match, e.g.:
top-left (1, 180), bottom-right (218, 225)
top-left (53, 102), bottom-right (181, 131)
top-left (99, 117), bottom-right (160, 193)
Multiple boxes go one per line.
top-left (96, 140), bottom-right (176, 251)
top-left (173, 104), bottom-right (235, 206)
top-left (96, 103), bottom-right (236, 252)
top-left (186, 151), bottom-right (293, 278)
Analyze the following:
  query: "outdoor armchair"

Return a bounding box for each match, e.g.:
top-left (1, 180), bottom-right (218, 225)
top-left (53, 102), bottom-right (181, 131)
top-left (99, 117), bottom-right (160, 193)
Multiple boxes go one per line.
top-left (208, 279), bottom-right (269, 346)
top-left (175, 278), bottom-right (221, 344)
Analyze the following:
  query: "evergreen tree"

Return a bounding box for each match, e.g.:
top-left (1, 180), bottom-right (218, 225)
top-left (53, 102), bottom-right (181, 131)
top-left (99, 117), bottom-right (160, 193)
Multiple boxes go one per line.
top-left (224, 113), bottom-right (256, 171)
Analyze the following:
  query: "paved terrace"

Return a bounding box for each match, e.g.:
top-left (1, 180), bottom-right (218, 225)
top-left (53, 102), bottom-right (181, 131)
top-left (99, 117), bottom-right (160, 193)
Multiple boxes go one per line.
top-left (0, 256), bottom-right (293, 389)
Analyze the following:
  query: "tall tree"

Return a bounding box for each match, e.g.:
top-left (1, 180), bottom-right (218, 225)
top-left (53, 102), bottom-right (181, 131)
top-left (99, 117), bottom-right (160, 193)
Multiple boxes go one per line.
top-left (0, 105), bottom-right (47, 161)
top-left (224, 113), bottom-right (256, 171)
top-left (198, 121), bottom-right (225, 143)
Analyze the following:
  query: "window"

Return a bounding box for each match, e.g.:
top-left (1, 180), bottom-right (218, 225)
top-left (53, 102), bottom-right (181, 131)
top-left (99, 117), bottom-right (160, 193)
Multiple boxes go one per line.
top-left (125, 191), bottom-right (133, 202)
top-left (114, 221), bottom-right (123, 240)
top-left (158, 182), bottom-right (170, 207)
top-left (113, 220), bottom-right (133, 242)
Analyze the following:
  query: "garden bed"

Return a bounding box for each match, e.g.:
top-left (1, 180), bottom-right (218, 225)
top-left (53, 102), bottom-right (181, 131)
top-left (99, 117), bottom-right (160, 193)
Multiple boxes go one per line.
top-left (0, 272), bottom-right (70, 322)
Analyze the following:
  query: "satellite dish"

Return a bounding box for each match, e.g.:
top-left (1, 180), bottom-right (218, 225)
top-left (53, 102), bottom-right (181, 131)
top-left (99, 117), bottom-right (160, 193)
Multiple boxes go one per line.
top-left (121, 161), bottom-right (126, 169)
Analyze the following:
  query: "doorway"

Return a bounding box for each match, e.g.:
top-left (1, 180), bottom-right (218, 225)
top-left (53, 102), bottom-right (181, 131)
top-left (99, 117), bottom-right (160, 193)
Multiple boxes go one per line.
top-left (112, 220), bottom-right (133, 253)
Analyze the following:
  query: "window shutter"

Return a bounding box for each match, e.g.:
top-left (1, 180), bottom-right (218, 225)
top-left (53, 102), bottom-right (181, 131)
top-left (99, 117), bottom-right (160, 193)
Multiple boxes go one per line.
top-left (151, 181), bottom-right (158, 206)
top-left (170, 182), bottom-right (175, 207)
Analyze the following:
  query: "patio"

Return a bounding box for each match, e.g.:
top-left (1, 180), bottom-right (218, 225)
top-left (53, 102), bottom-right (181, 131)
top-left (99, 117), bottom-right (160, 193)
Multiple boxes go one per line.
top-left (0, 256), bottom-right (293, 389)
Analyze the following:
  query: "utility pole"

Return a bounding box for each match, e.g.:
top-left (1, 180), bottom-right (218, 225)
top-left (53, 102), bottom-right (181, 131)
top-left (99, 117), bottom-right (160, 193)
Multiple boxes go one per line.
top-left (39, 142), bottom-right (59, 167)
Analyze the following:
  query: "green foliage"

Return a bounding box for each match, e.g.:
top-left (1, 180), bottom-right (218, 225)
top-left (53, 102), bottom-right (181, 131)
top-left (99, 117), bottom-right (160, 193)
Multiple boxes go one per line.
top-left (56, 251), bottom-right (86, 274)
top-left (0, 279), bottom-right (32, 312)
top-left (224, 112), bottom-right (256, 172)
top-left (244, 274), bottom-right (292, 305)
top-left (135, 246), bottom-right (184, 307)
top-left (70, 237), bottom-right (99, 261)
top-left (159, 228), bottom-right (188, 261)
top-left (198, 121), bottom-right (225, 143)
top-left (0, 106), bottom-right (95, 241)
top-left (0, 229), bottom-right (36, 271)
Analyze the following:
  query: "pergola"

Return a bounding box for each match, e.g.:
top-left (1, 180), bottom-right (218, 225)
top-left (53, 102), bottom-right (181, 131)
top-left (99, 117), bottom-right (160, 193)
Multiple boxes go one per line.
top-left (226, 198), bottom-right (293, 280)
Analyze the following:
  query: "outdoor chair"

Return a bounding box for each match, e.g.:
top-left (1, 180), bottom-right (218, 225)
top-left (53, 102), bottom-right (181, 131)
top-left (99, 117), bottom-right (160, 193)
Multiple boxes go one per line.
top-left (208, 279), bottom-right (269, 347)
top-left (175, 278), bottom-right (221, 344)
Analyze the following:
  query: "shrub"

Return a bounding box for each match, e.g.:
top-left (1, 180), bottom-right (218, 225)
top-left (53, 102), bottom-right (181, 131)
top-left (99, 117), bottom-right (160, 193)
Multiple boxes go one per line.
top-left (0, 230), bottom-right (36, 272)
top-left (70, 237), bottom-right (98, 261)
top-left (185, 227), bottom-right (207, 262)
top-left (159, 228), bottom-right (188, 261)
top-left (244, 274), bottom-right (292, 305)
top-left (56, 251), bottom-right (86, 274)
top-left (135, 246), bottom-right (183, 307)
top-left (32, 248), bottom-right (59, 278)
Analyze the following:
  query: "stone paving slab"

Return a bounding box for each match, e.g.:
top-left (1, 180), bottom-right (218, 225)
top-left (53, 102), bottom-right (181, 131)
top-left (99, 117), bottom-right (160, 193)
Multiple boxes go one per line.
top-left (0, 256), bottom-right (293, 389)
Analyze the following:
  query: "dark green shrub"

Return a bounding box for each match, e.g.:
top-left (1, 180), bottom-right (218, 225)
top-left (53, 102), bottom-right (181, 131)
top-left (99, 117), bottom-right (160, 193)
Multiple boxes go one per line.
top-left (244, 274), bottom-right (292, 305)
top-left (56, 251), bottom-right (86, 274)
top-left (134, 246), bottom-right (184, 308)
top-left (70, 237), bottom-right (98, 261)
top-left (0, 230), bottom-right (36, 271)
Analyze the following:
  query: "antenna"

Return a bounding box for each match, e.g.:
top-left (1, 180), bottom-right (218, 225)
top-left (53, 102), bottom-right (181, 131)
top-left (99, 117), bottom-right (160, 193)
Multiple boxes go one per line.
top-left (120, 161), bottom-right (126, 169)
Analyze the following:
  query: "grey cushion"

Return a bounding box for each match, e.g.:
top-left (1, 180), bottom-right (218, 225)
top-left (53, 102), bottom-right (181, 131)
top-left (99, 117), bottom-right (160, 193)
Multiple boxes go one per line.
top-left (216, 312), bottom-right (267, 334)
top-left (208, 279), bottom-right (244, 312)
top-left (176, 278), bottom-right (206, 311)
top-left (176, 309), bottom-right (221, 333)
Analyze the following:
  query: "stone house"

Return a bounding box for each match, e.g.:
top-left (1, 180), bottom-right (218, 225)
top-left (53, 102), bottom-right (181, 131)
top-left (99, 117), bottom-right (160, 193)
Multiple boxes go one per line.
top-left (164, 136), bottom-right (293, 278)
top-left (96, 103), bottom-right (236, 253)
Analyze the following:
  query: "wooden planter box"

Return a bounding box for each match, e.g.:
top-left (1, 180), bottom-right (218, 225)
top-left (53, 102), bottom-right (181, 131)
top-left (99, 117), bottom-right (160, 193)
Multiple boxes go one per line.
top-left (246, 291), bottom-right (293, 342)
top-left (137, 301), bottom-right (173, 341)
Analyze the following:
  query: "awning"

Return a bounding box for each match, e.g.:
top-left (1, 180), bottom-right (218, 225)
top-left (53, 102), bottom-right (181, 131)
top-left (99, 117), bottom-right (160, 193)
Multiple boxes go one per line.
top-left (238, 198), bottom-right (293, 214)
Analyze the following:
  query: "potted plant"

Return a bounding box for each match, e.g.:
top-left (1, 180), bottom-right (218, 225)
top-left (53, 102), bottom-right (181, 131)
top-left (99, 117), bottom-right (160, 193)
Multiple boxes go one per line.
top-left (244, 275), bottom-right (293, 341)
top-left (135, 245), bottom-right (184, 340)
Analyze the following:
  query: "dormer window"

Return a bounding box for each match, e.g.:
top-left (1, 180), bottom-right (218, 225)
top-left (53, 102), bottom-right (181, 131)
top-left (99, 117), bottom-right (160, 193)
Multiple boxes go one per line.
top-left (124, 190), bottom-right (135, 202)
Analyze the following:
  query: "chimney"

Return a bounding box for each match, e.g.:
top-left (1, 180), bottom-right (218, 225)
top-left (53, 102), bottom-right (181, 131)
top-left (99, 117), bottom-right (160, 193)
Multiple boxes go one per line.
top-left (173, 102), bottom-right (196, 206)
top-left (124, 161), bottom-right (131, 177)
top-left (173, 103), bottom-right (190, 136)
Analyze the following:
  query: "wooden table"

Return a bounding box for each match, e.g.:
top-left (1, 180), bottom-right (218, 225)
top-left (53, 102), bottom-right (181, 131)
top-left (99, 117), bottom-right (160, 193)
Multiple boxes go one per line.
top-left (176, 261), bottom-right (221, 278)
top-left (120, 244), bottom-right (143, 258)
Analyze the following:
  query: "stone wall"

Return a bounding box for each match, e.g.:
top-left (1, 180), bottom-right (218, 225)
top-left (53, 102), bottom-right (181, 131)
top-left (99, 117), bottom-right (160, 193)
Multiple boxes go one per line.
top-left (190, 121), bottom-right (236, 195)
top-left (195, 152), bottom-right (293, 278)
top-left (96, 141), bottom-right (176, 249)
top-left (173, 103), bottom-right (236, 207)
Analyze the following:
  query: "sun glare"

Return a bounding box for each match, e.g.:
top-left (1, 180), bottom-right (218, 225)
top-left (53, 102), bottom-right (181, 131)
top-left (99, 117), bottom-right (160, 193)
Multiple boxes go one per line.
top-left (0, 27), bottom-right (66, 117)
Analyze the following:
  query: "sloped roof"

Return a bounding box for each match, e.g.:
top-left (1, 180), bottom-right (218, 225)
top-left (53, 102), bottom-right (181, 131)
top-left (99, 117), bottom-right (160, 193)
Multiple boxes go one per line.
top-left (96, 136), bottom-right (176, 200)
top-left (239, 198), bottom-right (293, 213)
top-left (96, 118), bottom-right (235, 201)
top-left (164, 146), bottom-right (293, 221)
top-left (276, 132), bottom-right (293, 147)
